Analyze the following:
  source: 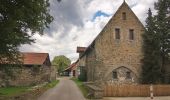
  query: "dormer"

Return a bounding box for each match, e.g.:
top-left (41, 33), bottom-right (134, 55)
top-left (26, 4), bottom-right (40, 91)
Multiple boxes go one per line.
top-left (77, 47), bottom-right (87, 57)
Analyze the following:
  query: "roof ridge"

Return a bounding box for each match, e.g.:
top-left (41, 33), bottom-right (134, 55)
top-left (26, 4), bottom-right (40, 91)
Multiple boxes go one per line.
top-left (21, 52), bottom-right (48, 54)
top-left (79, 1), bottom-right (144, 59)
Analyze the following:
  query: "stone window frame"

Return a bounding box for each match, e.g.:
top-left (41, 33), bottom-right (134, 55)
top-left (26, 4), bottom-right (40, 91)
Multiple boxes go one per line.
top-left (129, 29), bottom-right (134, 40)
top-left (122, 12), bottom-right (126, 20)
top-left (115, 28), bottom-right (120, 40)
top-left (126, 71), bottom-right (131, 79)
top-left (112, 71), bottom-right (118, 79)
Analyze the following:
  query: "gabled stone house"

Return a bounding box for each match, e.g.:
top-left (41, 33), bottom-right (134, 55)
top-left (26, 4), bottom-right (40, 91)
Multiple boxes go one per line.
top-left (0, 52), bottom-right (52, 87)
top-left (78, 1), bottom-right (145, 85)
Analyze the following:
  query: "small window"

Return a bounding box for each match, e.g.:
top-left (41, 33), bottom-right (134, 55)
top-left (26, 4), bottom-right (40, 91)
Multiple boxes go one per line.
top-left (122, 12), bottom-right (126, 20)
top-left (25, 65), bottom-right (33, 67)
top-left (126, 72), bottom-right (131, 79)
top-left (129, 29), bottom-right (134, 40)
top-left (113, 71), bottom-right (118, 79)
top-left (115, 28), bottom-right (120, 39)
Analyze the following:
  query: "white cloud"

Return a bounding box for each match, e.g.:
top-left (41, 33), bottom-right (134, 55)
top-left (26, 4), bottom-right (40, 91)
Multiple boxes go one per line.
top-left (20, 0), bottom-right (158, 63)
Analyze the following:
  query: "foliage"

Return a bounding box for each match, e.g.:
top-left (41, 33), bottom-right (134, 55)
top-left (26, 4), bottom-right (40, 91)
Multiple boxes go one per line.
top-left (154, 0), bottom-right (170, 82)
top-left (52, 55), bottom-right (71, 74)
top-left (71, 78), bottom-right (88, 98)
top-left (142, 8), bottom-right (162, 84)
top-left (142, 0), bottom-right (170, 84)
top-left (0, 0), bottom-right (53, 62)
top-left (0, 86), bottom-right (30, 96)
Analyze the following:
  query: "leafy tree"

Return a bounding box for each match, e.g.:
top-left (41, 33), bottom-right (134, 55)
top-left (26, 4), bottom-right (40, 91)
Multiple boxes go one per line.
top-left (142, 8), bottom-right (162, 84)
top-left (0, 0), bottom-right (53, 62)
top-left (142, 0), bottom-right (170, 84)
top-left (52, 55), bottom-right (71, 75)
top-left (154, 0), bottom-right (170, 82)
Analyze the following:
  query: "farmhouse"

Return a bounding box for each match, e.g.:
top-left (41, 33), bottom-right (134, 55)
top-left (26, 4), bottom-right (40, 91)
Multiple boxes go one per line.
top-left (0, 52), bottom-right (52, 87)
top-left (64, 62), bottom-right (78, 77)
top-left (77, 1), bottom-right (145, 85)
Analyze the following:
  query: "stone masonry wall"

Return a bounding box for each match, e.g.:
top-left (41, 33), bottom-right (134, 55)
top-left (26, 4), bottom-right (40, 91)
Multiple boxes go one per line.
top-left (85, 2), bottom-right (144, 84)
top-left (0, 65), bottom-right (51, 87)
top-left (86, 48), bottom-right (96, 81)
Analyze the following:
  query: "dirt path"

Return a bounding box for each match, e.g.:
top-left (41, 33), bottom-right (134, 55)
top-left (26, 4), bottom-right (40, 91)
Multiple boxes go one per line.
top-left (38, 77), bottom-right (86, 100)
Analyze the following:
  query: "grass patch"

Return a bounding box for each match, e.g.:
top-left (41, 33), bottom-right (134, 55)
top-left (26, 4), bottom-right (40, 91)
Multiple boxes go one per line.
top-left (0, 86), bottom-right (31, 96)
top-left (71, 78), bottom-right (88, 98)
top-left (0, 80), bottom-right (59, 97)
top-left (44, 80), bottom-right (59, 89)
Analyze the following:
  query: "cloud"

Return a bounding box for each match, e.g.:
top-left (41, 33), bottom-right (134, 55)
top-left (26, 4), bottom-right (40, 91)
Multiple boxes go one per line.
top-left (20, 0), bottom-right (158, 63)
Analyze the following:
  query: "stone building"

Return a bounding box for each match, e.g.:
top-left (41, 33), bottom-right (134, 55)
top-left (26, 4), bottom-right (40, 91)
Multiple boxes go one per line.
top-left (78, 1), bottom-right (145, 85)
top-left (76, 47), bottom-right (87, 79)
top-left (0, 52), bottom-right (51, 87)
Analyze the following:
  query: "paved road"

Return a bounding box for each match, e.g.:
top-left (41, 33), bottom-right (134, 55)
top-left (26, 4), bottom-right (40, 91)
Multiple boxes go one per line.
top-left (103, 97), bottom-right (170, 100)
top-left (38, 77), bottom-right (86, 100)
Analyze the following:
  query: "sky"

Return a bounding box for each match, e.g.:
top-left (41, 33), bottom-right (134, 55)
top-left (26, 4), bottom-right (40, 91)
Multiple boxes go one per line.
top-left (20, 0), bottom-right (158, 63)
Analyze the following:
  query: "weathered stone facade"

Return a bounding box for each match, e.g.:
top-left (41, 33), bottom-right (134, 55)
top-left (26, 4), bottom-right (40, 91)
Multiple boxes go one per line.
top-left (0, 52), bottom-right (52, 87)
top-left (79, 1), bottom-right (145, 85)
top-left (0, 65), bottom-right (50, 87)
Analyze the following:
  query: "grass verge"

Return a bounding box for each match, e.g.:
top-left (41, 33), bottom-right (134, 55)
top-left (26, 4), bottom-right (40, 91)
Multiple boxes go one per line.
top-left (0, 86), bottom-right (31, 96)
top-left (71, 78), bottom-right (88, 98)
top-left (0, 80), bottom-right (59, 99)
top-left (44, 80), bottom-right (59, 89)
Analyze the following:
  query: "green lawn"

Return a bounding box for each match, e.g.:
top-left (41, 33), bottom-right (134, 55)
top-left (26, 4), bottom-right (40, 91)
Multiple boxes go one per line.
top-left (0, 80), bottom-right (59, 97)
top-left (0, 86), bottom-right (31, 96)
top-left (71, 78), bottom-right (88, 98)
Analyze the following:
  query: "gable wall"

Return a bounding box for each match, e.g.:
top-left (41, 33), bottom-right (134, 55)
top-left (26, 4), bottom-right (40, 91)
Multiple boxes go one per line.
top-left (86, 3), bottom-right (145, 84)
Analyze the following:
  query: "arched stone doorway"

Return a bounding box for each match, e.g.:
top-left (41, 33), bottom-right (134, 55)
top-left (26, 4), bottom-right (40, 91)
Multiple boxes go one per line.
top-left (104, 66), bottom-right (137, 84)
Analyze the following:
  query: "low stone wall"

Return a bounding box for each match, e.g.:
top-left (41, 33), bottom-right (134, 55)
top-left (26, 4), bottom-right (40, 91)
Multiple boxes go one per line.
top-left (0, 65), bottom-right (51, 87)
top-left (84, 82), bottom-right (104, 99)
top-left (50, 66), bottom-right (57, 81)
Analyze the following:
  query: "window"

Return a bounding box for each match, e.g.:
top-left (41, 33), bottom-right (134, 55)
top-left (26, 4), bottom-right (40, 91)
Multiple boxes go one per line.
top-left (126, 72), bottom-right (131, 79)
top-left (25, 65), bottom-right (33, 67)
top-left (122, 12), bottom-right (126, 20)
top-left (115, 28), bottom-right (120, 39)
top-left (113, 71), bottom-right (117, 79)
top-left (129, 29), bottom-right (134, 40)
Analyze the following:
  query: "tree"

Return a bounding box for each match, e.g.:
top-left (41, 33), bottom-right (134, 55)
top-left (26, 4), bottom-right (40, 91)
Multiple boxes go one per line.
top-left (142, 8), bottom-right (162, 84)
top-left (52, 55), bottom-right (71, 75)
top-left (142, 0), bottom-right (170, 84)
top-left (154, 0), bottom-right (170, 82)
top-left (0, 0), bottom-right (53, 62)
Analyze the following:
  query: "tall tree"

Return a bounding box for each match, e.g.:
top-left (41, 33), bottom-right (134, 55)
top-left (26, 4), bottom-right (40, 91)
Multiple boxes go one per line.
top-left (142, 8), bottom-right (162, 84)
top-left (0, 0), bottom-right (53, 62)
top-left (154, 0), bottom-right (170, 82)
top-left (52, 55), bottom-right (71, 75)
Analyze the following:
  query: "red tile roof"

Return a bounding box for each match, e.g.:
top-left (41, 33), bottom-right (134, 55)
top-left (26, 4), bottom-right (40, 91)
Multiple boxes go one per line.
top-left (64, 62), bottom-right (77, 71)
top-left (22, 52), bottom-right (49, 65)
top-left (77, 47), bottom-right (86, 53)
top-left (0, 52), bottom-right (50, 65)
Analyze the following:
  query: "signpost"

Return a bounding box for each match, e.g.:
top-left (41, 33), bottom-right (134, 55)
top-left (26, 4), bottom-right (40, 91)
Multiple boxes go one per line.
top-left (150, 84), bottom-right (154, 99)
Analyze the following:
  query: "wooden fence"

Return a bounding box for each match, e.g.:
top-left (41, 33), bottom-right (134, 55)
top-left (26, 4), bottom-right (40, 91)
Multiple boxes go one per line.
top-left (103, 84), bottom-right (170, 97)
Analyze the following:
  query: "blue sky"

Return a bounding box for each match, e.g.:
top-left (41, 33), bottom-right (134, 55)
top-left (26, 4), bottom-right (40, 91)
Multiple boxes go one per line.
top-left (20, 0), bottom-right (157, 62)
top-left (92, 11), bottom-right (110, 21)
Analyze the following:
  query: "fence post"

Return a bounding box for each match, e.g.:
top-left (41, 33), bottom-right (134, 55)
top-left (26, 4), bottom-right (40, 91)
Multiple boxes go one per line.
top-left (150, 84), bottom-right (154, 99)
